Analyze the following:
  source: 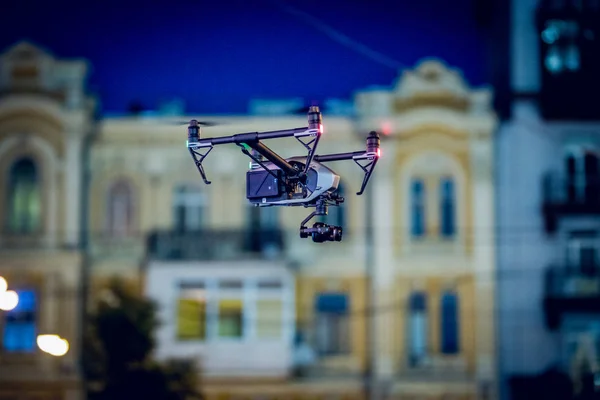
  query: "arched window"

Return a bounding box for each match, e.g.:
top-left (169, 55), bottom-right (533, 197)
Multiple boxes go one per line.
top-left (173, 184), bottom-right (206, 232)
top-left (319, 182), bottom-right (346, 228)
top-left (440, 177), bottom-right (456, 237)
top-left (7, 157), bottom-right (41, 234)
top-left (411, 179), bottom-right (426, 238)
top-left (408, 291), bottom-right (428, 366)
top-left (107, 179), bottom-right (134, 237)
top-left (440, 291), bottom-right (460, 354)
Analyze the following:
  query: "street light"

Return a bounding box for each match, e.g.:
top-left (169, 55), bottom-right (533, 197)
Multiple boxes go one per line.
top-left (0, 276), bottom-right (7, 293)
top-left (0, 290), bottom-right (19, 311)
top-left (37, 334), bottom-right (70, 357)
top-left (0, 276), bottom-right (19, 312)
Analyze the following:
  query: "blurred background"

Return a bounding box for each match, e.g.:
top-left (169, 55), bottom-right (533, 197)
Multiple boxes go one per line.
top-left (0, 0), bottom-right (599, 399)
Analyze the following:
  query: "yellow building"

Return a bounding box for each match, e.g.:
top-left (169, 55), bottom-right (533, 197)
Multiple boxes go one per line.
top-left (355, 60), bottom-right (498, 399)
top-left (0, 41), bottom-right (96, 400)
top-left (0, 39), bottom-right (497, 400)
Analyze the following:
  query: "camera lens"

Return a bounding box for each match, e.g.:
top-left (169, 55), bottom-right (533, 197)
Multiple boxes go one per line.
top-left (299, 222), bottom-right (344, 242)
top-left (332, 226), bottom-right (343, 242)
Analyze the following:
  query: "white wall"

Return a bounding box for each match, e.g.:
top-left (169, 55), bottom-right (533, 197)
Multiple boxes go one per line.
top-left (144, 261), bottom-right (296, 378)
top-left (497, 101), bottom-right (562, 379)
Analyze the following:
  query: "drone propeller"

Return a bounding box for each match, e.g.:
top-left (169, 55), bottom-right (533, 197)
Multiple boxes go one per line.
top-left (158, 119), bottom-right (222, 127)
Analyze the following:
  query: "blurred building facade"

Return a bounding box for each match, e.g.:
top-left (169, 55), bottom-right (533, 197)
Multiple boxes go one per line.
top-left (0, 40), bottom-right (498, 400)
top-left (355, 61), bottom-right (497, 400)
top-left (0, 41), bottom-right (96, 399)
top-left (497, 0), bottom-right (600, 399)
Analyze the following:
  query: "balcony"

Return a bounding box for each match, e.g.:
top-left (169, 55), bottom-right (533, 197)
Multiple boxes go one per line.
top-left (88, 235), bottom-right (146, 262)
top-left (544, 264), bottom-right (600, 329)
top-left (542, 172), bottom-right (600, 233)
top-left (146, 228), bottom-right (286, 261)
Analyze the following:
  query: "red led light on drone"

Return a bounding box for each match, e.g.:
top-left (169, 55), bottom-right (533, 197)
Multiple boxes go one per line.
top-left (377, 148), bottom-right (381, 157)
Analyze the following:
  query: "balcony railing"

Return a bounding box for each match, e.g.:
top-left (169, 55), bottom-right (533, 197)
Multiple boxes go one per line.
top-left (146, 228), bottom-right (286, 261)
top-left (88, 235), bottom-right (146, 261)
top-left (544, 264), bottom-right (600, 329)
top-left (542, 173), bottom-right (600, 232)
top-left (543, 173), bottom-right (600, 207)
top-left (545, 264), bottom-right (600, 298)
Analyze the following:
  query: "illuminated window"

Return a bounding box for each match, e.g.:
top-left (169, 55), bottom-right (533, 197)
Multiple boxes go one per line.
top-left (7, 157), bottom-right (41, 234)
top-left (408, 291), bottom-right (428, 366)
top-left (256, 279), bottom-right (284, 339)
top-left (173, 184), bottom-right (206, 232)
top-left (256, 299), bottom-right (283, 339)
top-left (440, 291), bottom-right (460, 354)
top-left (3, 289), bottom-right (37, 352)
top-left (315, 293), bottom-right (350, 355)
top-left (411, 179), bottom-right (426, 237)
top-left (440, 177), bottom-right (456, 237)
top-left (107, 179), bottom-right (134, 237)
top-left (176, 283), bottom-right (207, 340)
top-left (217, 280), bottom-right (244, 338)
top-left (218, 299), bottom-right (243, 338)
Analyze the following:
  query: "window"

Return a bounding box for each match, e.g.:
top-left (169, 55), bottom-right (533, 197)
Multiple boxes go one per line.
top-left (247, 205), bottom-right (281, 254)
top-left (7, 157), bottom-right (41, 234)
top-left (314, 293), bottom-right (350, 355)
top-left (408, 291), bottom-right (428, 366)
top-left (107, 179), bottom-right (134, 237)
top-left (3, 289), bottom-right (37, 352)
top-left (440, 291), bottom-right (460, 354)
top-left (173, 184), bottom-right (206, 232)
top-left (319, 182), bottom-right (346, 228)
top-left (217, 280), bottom-right (244, 338)
top-left (256, 299), bottom-right (283, 339)
top-left (440, 177), bottom-right (456, 237)
top-left (411, 179), bottom-right (426, 238)
top-left (566, 230), bottom-right (599, 274)
top-left (176, 283), bottom-right (207, 340)
top-left (218, 300), bottom-right (243, 338)
top-left (256, 279), bottom-right (284, 339)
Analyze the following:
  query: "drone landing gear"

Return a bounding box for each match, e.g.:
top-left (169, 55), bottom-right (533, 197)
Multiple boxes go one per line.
top-left (299, 196), bottom-right (344, 243)
top-left (188, 147), bottom-right (213, 184)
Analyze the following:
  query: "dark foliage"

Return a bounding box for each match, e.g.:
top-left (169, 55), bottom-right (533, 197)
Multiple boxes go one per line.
top-left (83, 277), bottom-right (204, 400)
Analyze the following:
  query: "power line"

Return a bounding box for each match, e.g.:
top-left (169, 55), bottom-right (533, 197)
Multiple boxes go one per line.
top-left (267, 0), bottom-right (405, 71)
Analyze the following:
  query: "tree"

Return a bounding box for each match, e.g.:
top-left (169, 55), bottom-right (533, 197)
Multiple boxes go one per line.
top-left (84, 277), bottom-right (204, 400)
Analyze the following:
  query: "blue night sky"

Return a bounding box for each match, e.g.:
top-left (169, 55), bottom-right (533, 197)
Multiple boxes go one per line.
top-left (1, 0), bottom-right (487, 114)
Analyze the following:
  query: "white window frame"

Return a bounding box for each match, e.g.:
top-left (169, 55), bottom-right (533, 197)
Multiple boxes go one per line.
top-left (175, 277), bottom-right (290, 344)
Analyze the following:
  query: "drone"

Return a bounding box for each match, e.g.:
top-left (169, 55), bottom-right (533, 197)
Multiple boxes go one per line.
top-left (186, 106), bottom-right (380, 243)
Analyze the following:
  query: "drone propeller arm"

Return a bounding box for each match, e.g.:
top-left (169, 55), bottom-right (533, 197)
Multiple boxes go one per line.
top-left (313, 151), bottom-right (365, 162)
top-left (244, 140), bottom-right (298, 177)
top-left (314, 150), bottom-right (380, 196)
top-left (194, 126), bottom-right (309, 147)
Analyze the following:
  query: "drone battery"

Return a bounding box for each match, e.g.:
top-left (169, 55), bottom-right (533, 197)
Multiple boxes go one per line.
top-left (246, 169), bottom-right (283, 199)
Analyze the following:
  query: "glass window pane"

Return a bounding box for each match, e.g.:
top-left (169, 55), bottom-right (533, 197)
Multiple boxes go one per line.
top-left (256, 299), bottom-right (283, 339)
top-left (177, 299), bottom-right (206, 340)
top-left (3, 290), bottom-right (37, 352)
top-left (218, 299), bottom-right (243, 338)
top-left (441, 292), bottom-right (460, 354)
top-left (408, 292), bottom-right (428, 366)
top-left (172, 184), bottom-right (205, 232)
top-left (440, 177), bottom-right (456, 237)
top-left (411, 179), bottom-right (425, 237)
top-left (8, 158), bottom-right (41, 233)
